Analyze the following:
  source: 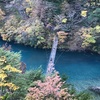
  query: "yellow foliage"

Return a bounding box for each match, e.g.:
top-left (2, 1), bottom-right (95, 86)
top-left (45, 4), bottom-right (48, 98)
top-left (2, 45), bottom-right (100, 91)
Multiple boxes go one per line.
top-left (5, 82), bottom-right (19, 90)
top-left (0, 82), bottom-right (5, 86)
top-left (62, 18), bottom-right (67, 23)
top-left (0, 56), bottom-right (6, 61)
top-left (0, 69), bottom-right (5, 73)
top-left (82, 42), bottom-right (89, 48)
top-left (25, 0), bottom-right (32, 5)
top-left (26, 27), bottom-right (32, 33)
top-left (0, 9), bottom-right (5, 15)
top-left (0, 82), bottom-right (19, 90)
top-left (57, 31), bottom-right (68, 36)
top-left (3, 65), bottom-right (22, 73)
top-left (25, 0), bottom-right (31, 3)
top-left (26, 7), bottom-right (32, 13)
top-left (0, 65), bottom-right (20, 92)
top-left (82, 32), bottom-right (96, 48)
top-left (0, 56), bottom-right (6, 66)
top-left (1, 34), bottom-right (8, 41)
top-left (82, 33), bottom-right (92, 38)
top-left (0, 96), bottom-right (3, 99)
top-left (0, 60), bottom-right (20, 95)
top-left (95, 25), bottom-right (100, 33)
top-left (0, 9), bottom-right (5, 20)
top-left (0, 73), bottom-right (7, 81)
top-left (81, 10), bottom-right (87, 17)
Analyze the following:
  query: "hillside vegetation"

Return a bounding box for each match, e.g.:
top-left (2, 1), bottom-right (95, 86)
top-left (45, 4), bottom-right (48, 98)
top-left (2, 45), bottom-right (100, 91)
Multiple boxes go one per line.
top-left (0, 0), bottom-right (100, 52)
top-left (0, 47), bottom-right (92, 100)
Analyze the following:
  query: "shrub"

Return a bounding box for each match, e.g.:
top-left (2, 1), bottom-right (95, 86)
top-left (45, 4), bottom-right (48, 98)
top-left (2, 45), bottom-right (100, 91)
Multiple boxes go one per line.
top-left (0, 47), bottom-right (21, 68)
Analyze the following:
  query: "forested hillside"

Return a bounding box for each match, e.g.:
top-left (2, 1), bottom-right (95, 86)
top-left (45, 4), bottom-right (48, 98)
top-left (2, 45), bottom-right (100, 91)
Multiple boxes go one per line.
top-left (0, 1), bottom-right (100, 99)
top-left (0, 0), bottom-right (100, 52)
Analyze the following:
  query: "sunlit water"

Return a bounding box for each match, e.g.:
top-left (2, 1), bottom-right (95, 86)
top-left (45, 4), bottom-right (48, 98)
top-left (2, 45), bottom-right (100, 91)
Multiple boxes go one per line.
top-left (1, 39), bottom-right (100, 98)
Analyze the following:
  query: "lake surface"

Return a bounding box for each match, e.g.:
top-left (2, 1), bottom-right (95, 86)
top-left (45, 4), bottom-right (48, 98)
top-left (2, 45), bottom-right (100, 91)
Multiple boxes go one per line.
top-left (1, 39), bottom-right (100, 93)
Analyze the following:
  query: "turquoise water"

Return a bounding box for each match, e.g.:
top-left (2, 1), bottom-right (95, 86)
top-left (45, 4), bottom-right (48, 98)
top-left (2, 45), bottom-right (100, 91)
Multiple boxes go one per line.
top-left (1, 40), bottom-right (100, 92)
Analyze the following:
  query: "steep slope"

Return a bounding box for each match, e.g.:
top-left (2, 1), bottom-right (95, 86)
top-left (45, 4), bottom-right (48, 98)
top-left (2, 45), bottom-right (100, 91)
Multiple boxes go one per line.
top-left (0, 0), bottom-right (100, 53)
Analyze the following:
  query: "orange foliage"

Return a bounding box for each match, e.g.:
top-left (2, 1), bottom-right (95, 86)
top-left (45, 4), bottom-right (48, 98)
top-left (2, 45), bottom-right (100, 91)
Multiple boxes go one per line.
top-left (25, 72), bottom-right (73, 100)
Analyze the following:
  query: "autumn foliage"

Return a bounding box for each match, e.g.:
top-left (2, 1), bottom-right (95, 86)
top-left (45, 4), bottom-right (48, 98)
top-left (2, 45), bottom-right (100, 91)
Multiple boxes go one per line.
top-left (25, 72), bottom-right (73, 100)
top-left (0, 50), bottom-right (21, 100)
top-left (0, 9), bottom-right (5, 20)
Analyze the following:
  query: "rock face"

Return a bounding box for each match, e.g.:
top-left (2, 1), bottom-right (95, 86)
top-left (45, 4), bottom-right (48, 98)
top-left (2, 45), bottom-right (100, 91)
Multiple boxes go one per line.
top-left (89, 86), bottom-right (100, 94)
top-left (20, 62), bottom-right (26, 74)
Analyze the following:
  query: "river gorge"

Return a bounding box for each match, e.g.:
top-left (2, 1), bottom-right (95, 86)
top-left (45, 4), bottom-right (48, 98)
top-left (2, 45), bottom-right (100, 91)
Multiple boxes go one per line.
top-left (1, 39), bottom-right (100, 94)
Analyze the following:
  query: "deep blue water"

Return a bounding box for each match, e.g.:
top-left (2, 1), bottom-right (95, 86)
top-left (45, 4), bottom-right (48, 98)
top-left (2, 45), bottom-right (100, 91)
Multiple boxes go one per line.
top-left (1, 40), bottom-right (100, 92)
